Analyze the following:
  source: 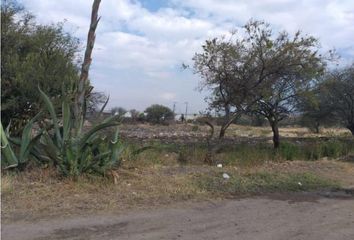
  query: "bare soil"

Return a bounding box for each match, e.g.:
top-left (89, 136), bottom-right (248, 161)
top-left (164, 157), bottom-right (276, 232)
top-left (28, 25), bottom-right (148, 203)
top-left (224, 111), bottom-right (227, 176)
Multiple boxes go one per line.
top-left (2, 194), bottom-right (354, 240)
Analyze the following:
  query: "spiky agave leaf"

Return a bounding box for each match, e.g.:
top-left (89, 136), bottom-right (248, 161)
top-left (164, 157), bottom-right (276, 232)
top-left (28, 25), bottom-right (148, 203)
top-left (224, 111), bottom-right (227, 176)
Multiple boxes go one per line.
top-left (0, 121), bottom-right (18, 168)
top-left (38, 86), bottom-right (62, 147)
top-left (19, 112), bottom-right (43, 163)
top-left (110, 126), bottom-right (123, 167)
top-left (62, 99), bottom-right (72, 141)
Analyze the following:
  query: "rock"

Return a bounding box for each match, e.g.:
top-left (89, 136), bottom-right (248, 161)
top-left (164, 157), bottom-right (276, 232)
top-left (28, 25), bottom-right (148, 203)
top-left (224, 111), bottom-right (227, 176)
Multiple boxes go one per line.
top-left (217, 164), bottom-right (223, 168)
top-left (223, 173), bottom-right (230, 179)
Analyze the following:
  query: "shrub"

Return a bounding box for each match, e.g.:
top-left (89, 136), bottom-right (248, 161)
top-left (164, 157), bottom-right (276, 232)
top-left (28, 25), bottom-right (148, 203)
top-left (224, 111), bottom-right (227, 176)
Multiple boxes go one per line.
top-left (144, 104), bottom-right (174, 124)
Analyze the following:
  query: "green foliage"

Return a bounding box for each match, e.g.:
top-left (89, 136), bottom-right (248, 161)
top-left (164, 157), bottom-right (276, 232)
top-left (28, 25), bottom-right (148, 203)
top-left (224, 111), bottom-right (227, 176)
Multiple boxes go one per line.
top-left (317, 65), bottom-right (354, 135)
top-left (278, 142), bottom-right (300, 160)
top-left (0, 113), bottom-right (43, 169)
top-left (1, 1), bottom-right (80, 133)
top-left (36, 89), bottom-right (123, 177)
top-left (144, 104), bottom-right (174, 124)
top-left (1, 88), bottom-right (124, 177)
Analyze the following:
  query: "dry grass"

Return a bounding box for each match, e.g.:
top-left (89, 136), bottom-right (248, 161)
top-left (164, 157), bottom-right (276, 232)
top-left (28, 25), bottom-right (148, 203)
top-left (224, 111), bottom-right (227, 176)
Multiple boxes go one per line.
top-left (225, 124), bottom-right (351, 138)
top-left (2, 158), bottom-right (353, 223)
top-left (1, 166), bottom-right (209, 223)
top-left (2, 124), bottom-right (353, 223)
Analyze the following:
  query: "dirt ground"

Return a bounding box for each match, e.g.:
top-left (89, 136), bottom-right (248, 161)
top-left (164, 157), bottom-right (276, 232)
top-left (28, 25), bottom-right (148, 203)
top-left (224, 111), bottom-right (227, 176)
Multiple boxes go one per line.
top-left (2, 194), bottom-right (354, 240)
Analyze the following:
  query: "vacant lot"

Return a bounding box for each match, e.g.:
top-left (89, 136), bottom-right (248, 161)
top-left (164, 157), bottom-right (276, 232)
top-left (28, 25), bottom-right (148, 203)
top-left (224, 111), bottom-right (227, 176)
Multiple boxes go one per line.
top-left (2, 124), bottom-right (354, 239)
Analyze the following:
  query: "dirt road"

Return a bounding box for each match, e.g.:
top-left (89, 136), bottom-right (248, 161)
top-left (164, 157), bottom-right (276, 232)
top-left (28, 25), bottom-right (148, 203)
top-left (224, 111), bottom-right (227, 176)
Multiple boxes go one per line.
top-left (2, 194), bottom-right (354, 240)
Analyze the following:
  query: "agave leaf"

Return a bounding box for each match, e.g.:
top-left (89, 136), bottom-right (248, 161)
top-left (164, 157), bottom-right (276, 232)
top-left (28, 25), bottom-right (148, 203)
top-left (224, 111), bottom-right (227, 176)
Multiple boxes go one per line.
top-left (110, 127), bottom-right (123, 166)
top-left (38, 87), bottom-right (62, 146)
top-left (19, 132), bottom-right (43, 164)
top-left (62, 99), bottom-right (71, 141)
top-left (5, 121), bottom-right (11, 136)
top-left (8, 137), bottom-right (21, 145)
top-left (19, 112), bottom-right (43, 163)
top-left (102, 114), bottom-right (121, 124)
top-left (41, 131), bottom-right (61, 164)
top-left (0, 121), bottom-right (18, 168)
top-left (79, 121), bottom-right (120, 149)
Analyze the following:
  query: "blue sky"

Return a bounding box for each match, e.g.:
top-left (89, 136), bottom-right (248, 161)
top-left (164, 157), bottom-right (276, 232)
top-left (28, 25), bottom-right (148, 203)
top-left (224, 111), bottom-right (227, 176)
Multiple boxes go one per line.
top-left (20, 0), bottom-right (354, 114)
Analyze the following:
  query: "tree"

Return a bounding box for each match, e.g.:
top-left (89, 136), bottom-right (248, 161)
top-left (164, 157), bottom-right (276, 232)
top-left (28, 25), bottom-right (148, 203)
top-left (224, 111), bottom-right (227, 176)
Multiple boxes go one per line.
top-left (145, 104), bottom-right (174, 124)
top-left (243, 21), bottom-right (327, 148)
top-left (192, 29), bottom-right (262, 138)
top-left (1, 0), bottom-right (80, 133)
top-left (298, 86), bottom-right (335, 133)
top-left (193, 20), bottom-right (327, 148)
top-left (317, 65), bottom-right (354, 135)
top-left (86, 91), bottom-right (108, 114)
top-left (129, 109), bottom-right (140, 121)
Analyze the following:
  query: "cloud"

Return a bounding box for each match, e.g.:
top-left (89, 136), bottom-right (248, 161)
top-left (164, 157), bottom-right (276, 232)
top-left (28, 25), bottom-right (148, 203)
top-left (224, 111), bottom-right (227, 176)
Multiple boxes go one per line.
top-left (160, 92), bottom-right (177, 100)
top-left (19, 0), bottom-right (354, 112)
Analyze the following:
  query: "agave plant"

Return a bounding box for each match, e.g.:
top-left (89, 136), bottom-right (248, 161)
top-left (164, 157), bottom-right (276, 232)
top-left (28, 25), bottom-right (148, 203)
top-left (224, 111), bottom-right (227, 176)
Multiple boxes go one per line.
top-left (36, 87), bottom-right (123, 177)
top-left (1, 113), bottom-right (43, 169)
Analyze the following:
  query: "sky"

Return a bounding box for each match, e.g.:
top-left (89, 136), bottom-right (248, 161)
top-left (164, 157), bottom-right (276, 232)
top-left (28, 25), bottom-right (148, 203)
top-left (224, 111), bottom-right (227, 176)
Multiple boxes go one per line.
top-left (20, 0), bottom-right (354, 114)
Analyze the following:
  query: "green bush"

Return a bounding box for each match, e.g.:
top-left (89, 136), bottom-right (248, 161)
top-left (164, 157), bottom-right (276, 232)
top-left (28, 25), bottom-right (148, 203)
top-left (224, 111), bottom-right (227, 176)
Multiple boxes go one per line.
top-left (144, 104), bottom-right (174, 124)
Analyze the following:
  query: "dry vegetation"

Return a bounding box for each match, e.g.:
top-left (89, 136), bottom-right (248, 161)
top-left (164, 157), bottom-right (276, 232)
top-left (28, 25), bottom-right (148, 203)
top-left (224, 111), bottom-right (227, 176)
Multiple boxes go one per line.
top-left (2, 124), bottom-right (354, 223)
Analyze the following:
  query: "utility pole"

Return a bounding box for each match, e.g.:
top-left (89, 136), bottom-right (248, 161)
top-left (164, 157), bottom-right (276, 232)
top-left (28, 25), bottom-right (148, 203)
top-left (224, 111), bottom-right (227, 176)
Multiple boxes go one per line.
top-left (172, 102), bottom-right (177, 115)
top-left (184, 102), bottom-right (188, 119)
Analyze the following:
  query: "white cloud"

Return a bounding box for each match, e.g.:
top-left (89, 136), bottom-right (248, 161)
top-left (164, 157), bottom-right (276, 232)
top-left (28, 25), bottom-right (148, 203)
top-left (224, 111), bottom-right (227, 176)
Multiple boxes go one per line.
top-left (19, 0), bottom-right (354, 112)
top-left (160, 92), bottom-right (177, 100)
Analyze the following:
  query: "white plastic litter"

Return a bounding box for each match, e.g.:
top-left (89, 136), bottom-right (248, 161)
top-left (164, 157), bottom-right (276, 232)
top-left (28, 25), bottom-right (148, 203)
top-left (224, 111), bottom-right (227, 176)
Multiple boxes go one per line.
top-left (223, 173), bottom-right (230, 179)
top-left (217, 164), bottom-right (223, 168)
top-left (298, 182), bottom-right (302, 186)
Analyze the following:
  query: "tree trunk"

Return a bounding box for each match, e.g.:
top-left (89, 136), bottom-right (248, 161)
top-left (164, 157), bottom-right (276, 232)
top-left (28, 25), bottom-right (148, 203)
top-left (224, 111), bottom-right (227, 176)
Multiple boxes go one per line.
top-left (347, 123), bottom-right (354, 136)
top-left (270, 120), bottom-right (280, 149)
top-left (315, 121), bottom-right (320, 134)
top-left (219, 126), bottom-right (226, 138)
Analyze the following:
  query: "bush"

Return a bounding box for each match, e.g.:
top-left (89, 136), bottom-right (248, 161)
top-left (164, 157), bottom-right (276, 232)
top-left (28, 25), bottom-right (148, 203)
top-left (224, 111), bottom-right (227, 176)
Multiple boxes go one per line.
top-left (144, 104), bottom-right (174, 124)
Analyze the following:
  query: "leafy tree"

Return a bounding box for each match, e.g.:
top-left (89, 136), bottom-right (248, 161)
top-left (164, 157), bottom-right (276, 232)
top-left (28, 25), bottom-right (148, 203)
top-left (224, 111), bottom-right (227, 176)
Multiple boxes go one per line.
top-left (1, 0), bottom-right (80, 133)
top-left (192, 29), bottom-right (261, 138)
top-left (317, 65), bottom-right (354, 135)
top-left (298, 87), bottom-right (335, 133)
top-left (193, 20), bottom-right (328, 148)
top-left (241, 20), bottom-right (327, 148)
top-left (145, 104), bottom-right (174, 124)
